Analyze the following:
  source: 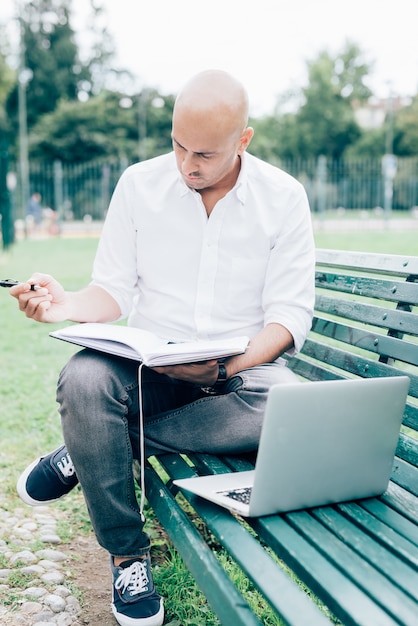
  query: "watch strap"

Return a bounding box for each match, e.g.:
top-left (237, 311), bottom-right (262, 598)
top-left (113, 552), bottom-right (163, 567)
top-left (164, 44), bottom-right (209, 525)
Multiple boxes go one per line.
top-left (217, 362), bottom-right (228, 382)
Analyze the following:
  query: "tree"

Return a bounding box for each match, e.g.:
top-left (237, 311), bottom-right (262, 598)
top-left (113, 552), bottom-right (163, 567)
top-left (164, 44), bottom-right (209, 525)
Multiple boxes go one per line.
top-left (251, 42), bottom-right (374, 161)
top-left (294, 42), bottom-right (372, 158)
top-left (4, 0), bottom-right (124, 160)
top-left (344, 128), bottom-right (386, 158)
top-left (6, 0), bottom-right (88, 133)
top-left (29, 89), bottom-right (174, 163)
top-left (393, 96), bottom-right (418, 156)
top-left (0, 26), bottom-right (15, 138)
top-left (0, 30), bottom-right (15, 110)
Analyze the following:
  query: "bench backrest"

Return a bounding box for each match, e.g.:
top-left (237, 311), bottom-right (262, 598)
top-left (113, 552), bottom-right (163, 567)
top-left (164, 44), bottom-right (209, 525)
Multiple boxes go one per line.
top-left (286, 249), bottom-right (418, 492)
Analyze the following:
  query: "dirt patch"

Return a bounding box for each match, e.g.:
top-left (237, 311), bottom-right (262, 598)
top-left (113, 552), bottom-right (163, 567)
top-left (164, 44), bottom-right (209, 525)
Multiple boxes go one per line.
top-left (67, 534), bottom-right (118, 626)
top-left (66, 517), bottom-right (171, 626)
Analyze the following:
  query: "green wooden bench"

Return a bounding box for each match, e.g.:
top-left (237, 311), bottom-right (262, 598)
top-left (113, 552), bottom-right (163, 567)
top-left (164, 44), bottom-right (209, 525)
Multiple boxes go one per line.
top-left (135, 249), bottom-right (418, 626)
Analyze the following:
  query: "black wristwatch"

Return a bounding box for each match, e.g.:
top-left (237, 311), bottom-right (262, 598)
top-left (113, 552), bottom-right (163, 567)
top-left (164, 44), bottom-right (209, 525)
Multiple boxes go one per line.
top-left (217, 362), bottom-right (228, 383)
top-left (201, 362), bottom-right (228, 395)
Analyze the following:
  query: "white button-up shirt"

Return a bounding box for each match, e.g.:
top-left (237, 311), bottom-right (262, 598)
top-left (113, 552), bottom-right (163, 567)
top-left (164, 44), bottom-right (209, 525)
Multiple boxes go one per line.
top-left (91, 151), bottom-right (315, 353)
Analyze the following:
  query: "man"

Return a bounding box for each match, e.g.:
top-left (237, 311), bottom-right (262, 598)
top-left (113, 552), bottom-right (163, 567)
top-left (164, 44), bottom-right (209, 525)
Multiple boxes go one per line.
top-left (11, 70), bottom-right (315, 626)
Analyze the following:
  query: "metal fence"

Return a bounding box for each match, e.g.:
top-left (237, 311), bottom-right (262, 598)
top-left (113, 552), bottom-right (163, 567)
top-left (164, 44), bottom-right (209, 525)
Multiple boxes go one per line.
top-left (8, 155), bottom-right (418, 223)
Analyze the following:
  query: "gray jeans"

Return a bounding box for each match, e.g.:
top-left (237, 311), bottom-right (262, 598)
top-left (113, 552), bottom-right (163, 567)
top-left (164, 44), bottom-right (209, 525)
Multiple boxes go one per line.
top-left (57, 349), bottom-right (299, 558)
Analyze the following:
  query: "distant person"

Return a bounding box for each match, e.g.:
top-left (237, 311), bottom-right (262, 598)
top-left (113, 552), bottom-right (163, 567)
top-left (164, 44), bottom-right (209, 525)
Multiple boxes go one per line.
top-left (26, 192), bottom-right (43, 233)
top-left (10, 70), bottom-right (315, 626)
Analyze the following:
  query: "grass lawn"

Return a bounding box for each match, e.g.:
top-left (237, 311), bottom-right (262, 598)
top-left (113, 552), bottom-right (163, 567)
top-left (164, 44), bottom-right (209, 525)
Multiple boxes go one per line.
top-left (0, 226), bottom-right (416, 624)
top-left (314, 227), bottom-right (417, 254)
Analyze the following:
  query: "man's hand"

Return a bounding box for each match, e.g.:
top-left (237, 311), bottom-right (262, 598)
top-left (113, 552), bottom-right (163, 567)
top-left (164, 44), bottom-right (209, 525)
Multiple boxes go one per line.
top-left (9, 273), bottom-right (70, 323)
top-left (152, 359), bottom-right (219, 386)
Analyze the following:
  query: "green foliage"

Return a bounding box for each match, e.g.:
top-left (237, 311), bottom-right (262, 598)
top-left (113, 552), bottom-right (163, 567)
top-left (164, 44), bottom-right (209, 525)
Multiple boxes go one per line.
top-left (344, 127), bottom-right (386, 158)
top-left (6, 0), bottom-right (87, 139)
top-left (0, 30), bottom-right (15, 137)
top-left (29, 89), bottom-right (174, 162)
top-left (30, 92), bottom-right (137, 162)
top-left (0, 38), bottom-right (15, 111)
top-left (286, 42), bottom-right (371, 158)
top-left (252, 42), bottom-right (382, 162)
top-left (394, 95), bottom-right (418, 156)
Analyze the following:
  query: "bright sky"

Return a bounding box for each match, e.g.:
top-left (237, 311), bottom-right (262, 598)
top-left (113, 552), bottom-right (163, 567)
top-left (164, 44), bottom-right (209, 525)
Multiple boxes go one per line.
top-left (1, 0), bottom-right (418, 116)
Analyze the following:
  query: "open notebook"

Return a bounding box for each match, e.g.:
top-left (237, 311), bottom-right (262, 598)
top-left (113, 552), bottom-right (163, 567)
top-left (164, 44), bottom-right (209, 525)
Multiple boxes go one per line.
top-left (174, 376), bottom-right (410, 517)
top-left (50, 322), bottom-right (249, 366)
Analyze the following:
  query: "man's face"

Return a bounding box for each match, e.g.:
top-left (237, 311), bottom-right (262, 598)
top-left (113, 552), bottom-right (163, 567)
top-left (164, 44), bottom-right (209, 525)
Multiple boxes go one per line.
top-left (171, 111), bottom-right (246, 192)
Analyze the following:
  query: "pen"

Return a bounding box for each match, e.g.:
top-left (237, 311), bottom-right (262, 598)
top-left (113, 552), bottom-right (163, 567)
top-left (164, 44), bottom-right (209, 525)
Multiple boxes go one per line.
top-left (0, 279), bottom-right (41, 291)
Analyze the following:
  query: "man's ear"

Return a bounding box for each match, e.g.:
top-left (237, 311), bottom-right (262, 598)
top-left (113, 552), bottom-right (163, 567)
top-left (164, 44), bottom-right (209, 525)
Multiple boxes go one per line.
top-left (238, 127), bottom-right (254, 154)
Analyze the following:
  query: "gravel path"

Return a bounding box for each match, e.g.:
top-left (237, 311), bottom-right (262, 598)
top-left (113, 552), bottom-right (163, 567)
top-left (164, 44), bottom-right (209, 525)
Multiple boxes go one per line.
top-left (0, 498), bottom-right (82, 626)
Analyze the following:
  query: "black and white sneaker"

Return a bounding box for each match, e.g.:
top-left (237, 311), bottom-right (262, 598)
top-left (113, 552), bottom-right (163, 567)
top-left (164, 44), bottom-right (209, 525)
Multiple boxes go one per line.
top-left (16, 444), bottom-right (79, 506)
top-left (111, 554), bottom-right (164, 626)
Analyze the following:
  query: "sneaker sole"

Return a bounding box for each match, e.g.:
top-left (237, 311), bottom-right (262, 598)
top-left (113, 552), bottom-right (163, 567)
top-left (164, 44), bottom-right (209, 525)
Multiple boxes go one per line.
top-left (16, 457), bottom-right (70, 506)
top-left (111, 599), bottom-right (164, 626)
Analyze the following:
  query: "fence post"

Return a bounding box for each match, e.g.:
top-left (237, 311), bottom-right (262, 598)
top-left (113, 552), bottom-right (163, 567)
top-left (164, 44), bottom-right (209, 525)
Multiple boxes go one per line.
top-left (0, 136), bottom-right (14, 250)
top-left (382, 154), bottom-right (397, 221)
top-left (316, 155), bottom-right (327, 215)
top-left (53, 159), bottom-right (64, 228)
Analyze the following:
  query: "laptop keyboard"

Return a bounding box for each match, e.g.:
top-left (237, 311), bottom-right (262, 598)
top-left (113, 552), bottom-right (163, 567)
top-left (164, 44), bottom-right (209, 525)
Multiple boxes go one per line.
top-left (218, 486), bottom-right (252, 505)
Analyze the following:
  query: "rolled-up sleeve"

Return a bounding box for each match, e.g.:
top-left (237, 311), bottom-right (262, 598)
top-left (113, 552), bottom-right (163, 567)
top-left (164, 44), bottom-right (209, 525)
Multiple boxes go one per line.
top-left (262, 185), bottom-right (315, 354)
top-left (90, 169), bottom-right (139, 318)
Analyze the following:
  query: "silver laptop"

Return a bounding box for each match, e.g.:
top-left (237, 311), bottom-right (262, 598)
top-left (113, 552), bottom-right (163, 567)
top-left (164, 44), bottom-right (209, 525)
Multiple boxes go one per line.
top-left (174, 376), bottom-right (410, 517)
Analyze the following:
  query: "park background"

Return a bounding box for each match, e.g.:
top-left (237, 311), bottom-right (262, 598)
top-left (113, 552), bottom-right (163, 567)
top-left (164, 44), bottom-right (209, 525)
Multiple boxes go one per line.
top-left (0, 1), bottom-right (417, 624)
top-left (0, 0), bottom-right (418, 244)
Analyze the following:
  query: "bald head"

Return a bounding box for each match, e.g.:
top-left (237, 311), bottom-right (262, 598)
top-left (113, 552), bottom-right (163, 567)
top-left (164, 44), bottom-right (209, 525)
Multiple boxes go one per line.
top-left (173, 70), bottom-right (250, 139)
top-left (171, 71), bottom-right (254, 198)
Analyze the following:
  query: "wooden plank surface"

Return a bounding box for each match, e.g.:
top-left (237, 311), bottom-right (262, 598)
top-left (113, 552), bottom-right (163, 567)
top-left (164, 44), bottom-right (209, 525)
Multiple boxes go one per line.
top-left (316, 249), bottom-right (418, 277)
top-left (315, 271), bottom-right (418, 305)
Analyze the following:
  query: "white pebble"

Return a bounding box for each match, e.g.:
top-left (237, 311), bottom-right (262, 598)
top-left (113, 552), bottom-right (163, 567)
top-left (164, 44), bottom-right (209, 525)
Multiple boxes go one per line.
top-left (10, 550), bottom-right (37, 565)
top-left (44, 593), bottom-right (67, 612)
top-left (21, 600), bottom-right (43, 614)
top-left (40, 533), bottom-right (61, 544)
top-left (0, 568), bottom-right (12, 580)
top-left (21, 564), bottom-right (45, 575)
top-left (23, 586), bottom-right (48, 598)
top-left (38, 559), bottom-right (62, 570)
top-left (41, 571), bottom-right (65, 584)
top-left (36, 549), bottom-right (68, 562)
top-left (57, 613), bottom-right (76, 626)
top-left (54, 585), bottom-right (71, 597)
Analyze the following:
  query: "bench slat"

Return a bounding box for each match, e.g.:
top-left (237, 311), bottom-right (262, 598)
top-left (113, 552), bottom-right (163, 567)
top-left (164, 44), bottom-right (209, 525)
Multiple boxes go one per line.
top-left (311, 317), bottom-right (418, 365)
top-left (304, 508), bottom-right (418, 620)
top-left (396, 434), bottom-right (418, 468)
top-left (403, 403), bottom-right (418, 431)
top-left (299, 339), bottom-right (418, 397)
top-left (286, 355), bottom-right (345, 382)
top-left (381, 483), bottom-right (418, 525)
top-left (315, 272), bottom-right (418, 306)
top-left (252, 513), bottom-right (401, 626)
top-left (391, 457), bottom-right (418, 496)
top-left (315, 295), bottom-right (418, 336)
top-left (316, 249), bottom-right (418, 277)
top-left (335, 502), bottom-right (418, 568)
top-left (360, 498), bottom-right (418, 546)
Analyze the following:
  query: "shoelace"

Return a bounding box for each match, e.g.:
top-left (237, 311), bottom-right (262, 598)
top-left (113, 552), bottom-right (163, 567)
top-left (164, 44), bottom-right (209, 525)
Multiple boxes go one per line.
top-left (57, 452), bottom-right (75, 478)
top-left (114, 560), bottom-right (150, 597)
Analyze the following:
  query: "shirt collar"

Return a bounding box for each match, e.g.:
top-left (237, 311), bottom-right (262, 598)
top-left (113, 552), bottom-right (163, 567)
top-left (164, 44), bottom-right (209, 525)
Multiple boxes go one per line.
top-left (175, 152), bottom-right (249, 203)
top-left (235, 152), bottom-right (248, 204)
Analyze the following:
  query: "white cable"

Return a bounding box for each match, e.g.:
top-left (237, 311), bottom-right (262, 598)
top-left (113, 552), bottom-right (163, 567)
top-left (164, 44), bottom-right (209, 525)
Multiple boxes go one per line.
top-left (137, 363), bottom-right (146, 522)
